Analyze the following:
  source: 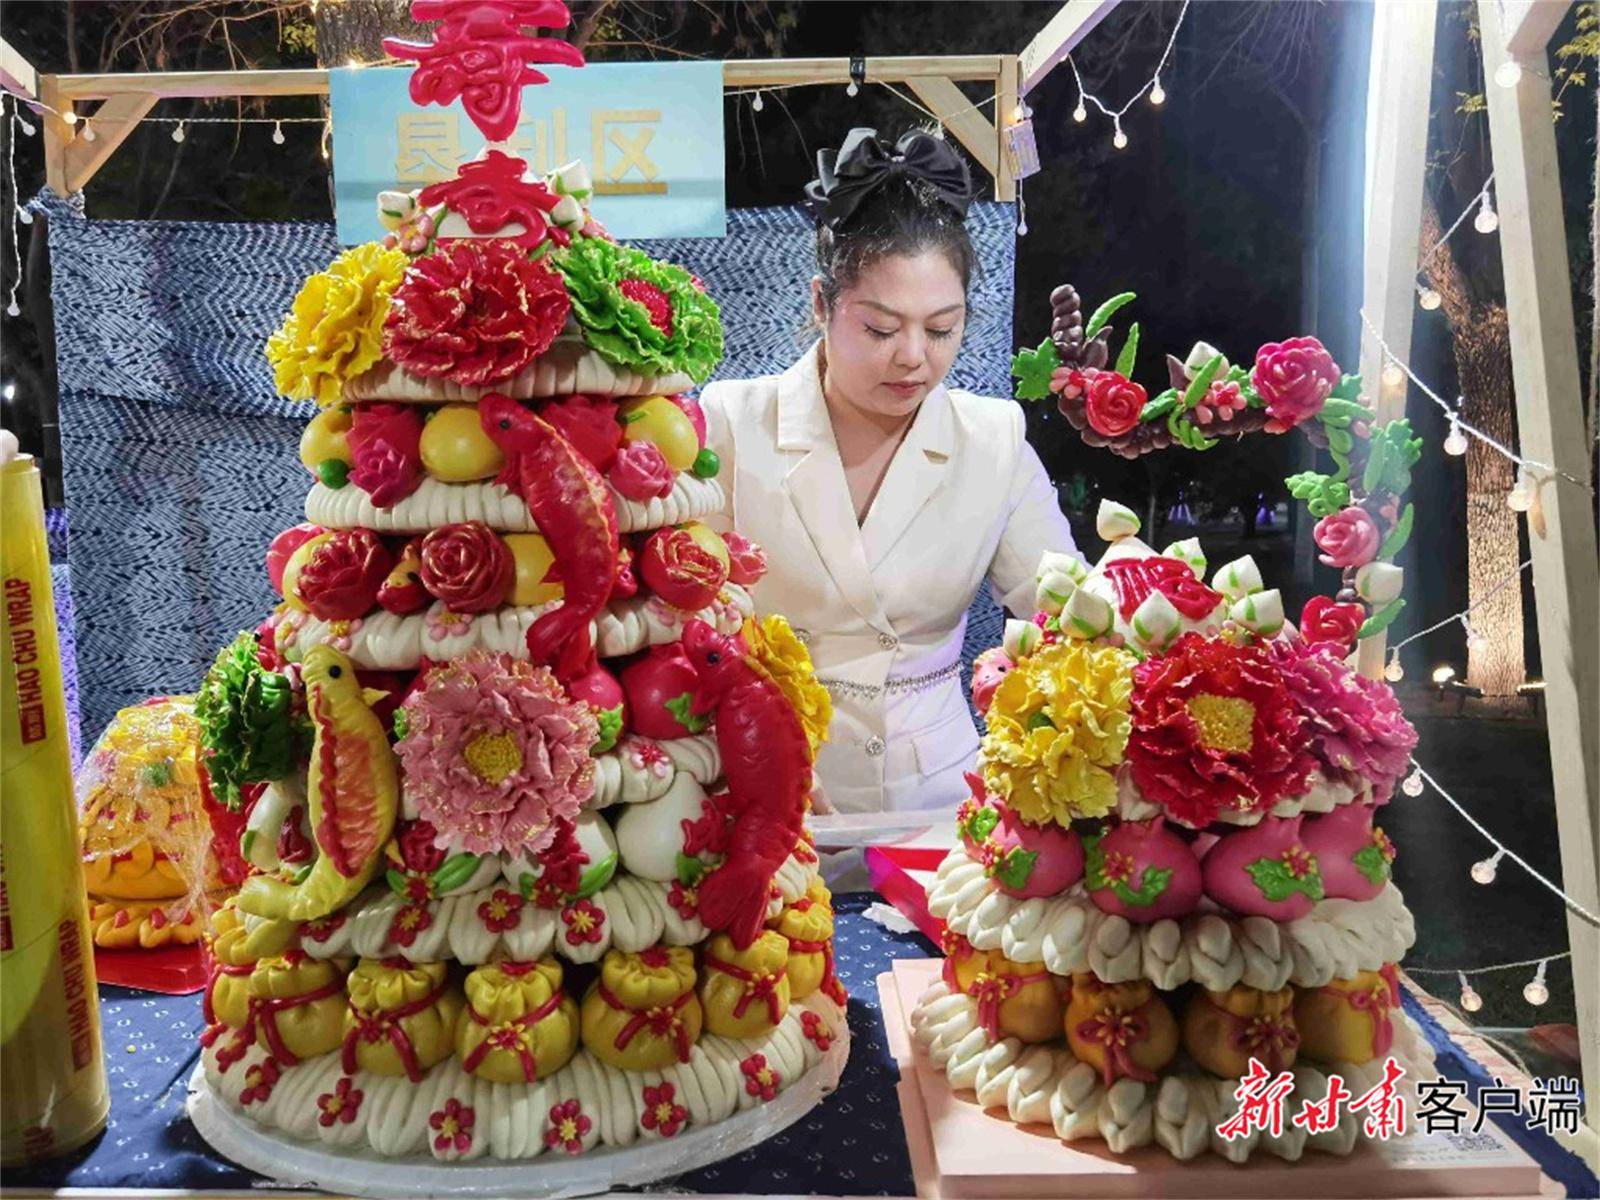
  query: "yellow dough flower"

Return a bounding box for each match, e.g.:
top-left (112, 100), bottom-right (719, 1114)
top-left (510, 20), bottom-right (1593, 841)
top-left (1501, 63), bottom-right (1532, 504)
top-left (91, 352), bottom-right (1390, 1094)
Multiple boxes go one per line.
top-left (981, 640), bottom-right (1135, 827)
top-left (266, 243), bottom-right (406, 406)
top-left (744, 614), bottom-right (832, 758)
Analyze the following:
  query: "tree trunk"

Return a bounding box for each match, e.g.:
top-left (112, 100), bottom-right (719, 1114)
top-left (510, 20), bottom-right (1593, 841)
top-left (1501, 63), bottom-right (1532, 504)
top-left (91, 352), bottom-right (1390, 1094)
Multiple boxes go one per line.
top-left (315, 0), bottom-right (420, 67)
top-left (1420, 201), bottom-right (1526, 696)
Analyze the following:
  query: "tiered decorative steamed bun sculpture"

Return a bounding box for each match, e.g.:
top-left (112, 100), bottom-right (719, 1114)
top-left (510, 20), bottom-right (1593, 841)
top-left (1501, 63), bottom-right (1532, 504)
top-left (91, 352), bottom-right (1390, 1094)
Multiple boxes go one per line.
top-left (913, 286), bottom-right (1429, 1162)
top-left (188, 1), bottom-right (846, 1179)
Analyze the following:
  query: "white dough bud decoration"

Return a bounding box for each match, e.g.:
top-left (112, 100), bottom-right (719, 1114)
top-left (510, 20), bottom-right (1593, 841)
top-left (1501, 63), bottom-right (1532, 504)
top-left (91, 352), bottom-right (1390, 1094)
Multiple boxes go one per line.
top-left (1063, 586), bottom-right (1115, 640)
top-left (1183, 341), bottom-right (1230, 380)
top-left (1035, 570), bottom-right (1078, 616)
top-left (1096, 499), bottom-right (1142, 543)
top-left (1230, 589), bottom-right (1284, 637)
top-left (1130, 589), bottom-right (1181, 653)
top-left (1003, 618), bottom-right (1043, 660)
top-left (376, 189), bottom-right (420, 231)
top-left (1161, 538), bottom-right (1207, 579)
top-left (1354, 561), bottom-right (1404, 605)
top-left (1211, 555), bottom-right (1263, 600)
top-left (1037, 550), bottom-right (1089, 585)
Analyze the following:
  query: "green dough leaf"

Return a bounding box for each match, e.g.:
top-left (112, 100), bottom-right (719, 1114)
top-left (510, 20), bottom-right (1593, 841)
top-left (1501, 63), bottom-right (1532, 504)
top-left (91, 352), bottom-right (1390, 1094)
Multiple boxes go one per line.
top-left (391, 705), bottom-right (409, 742)
top-left (1358, 597), bottom-right (1406, 639)
top-left (591, 704), bottom-right (624, 755)
top-left (1082, 829), bottom-right (1173, 907)
top-left (1140, 389), bottom-right (1179, 422)
top-left (1285, 471), bottom-right (1350, 519)
top-left (675, 852), bottom-right (707, 887)
top-left (961, 806), bottom-right (1000, 843)
top-left (1326, 426), bottom-right (1354, 455)
top-left (992, 848), bottom-right (1039, 892)
top-left (1330, 373), bottom-right (1364, 402)
top-left (1352, 844), bottom-right (1391, 886)
top-left (1379, 503), bottom-right (1415, 560)
top-left (385, 867), bottom-right (411, 896)
top-left (1243, 855), bottom-right (1325, 903)
top-left (431, 853), bottom-right (482, 894)
top-left (194, 632), bottom-right (295, 809)
top-left (1084, 291), bottom-right (1136, 339)
top-left (663, 692), bottom-right (710, 735)
top-left (1115, 322), bottom-right (1140, 377)
top-left (140, 761), bottom-right (172, 787)
top-left (1180, 354), bottom-right (1225, 411)
top-left (1011, 337), bottom-right (1062, 401)
top-left (574, 853), bottom-right (618, 899)
top-left (1320, 397), bottom-right (1375, 426)
top-left (1026, 710), bottom-right (1055, 732)
top-left (1363, 419), bottom-right (1424, 497)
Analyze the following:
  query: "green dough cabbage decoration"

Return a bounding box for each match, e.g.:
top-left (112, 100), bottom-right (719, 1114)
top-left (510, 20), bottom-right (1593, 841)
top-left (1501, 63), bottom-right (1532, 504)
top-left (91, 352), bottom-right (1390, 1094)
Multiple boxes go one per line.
top-left (553, 238), bottom-right (723, 383)
top-left (194, 632), bottom-right (295, 808)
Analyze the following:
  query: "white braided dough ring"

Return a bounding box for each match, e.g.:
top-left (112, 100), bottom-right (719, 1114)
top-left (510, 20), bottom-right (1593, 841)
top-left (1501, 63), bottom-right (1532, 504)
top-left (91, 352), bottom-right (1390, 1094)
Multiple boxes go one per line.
top-left (927, 845), bottom-right (1416, 992)
top-left (909, 979), bottom-right (1436, 1163)
top-left (303, 474), bottom-right (725, 537)
top-left (343, 342), bottom-right (695, 403)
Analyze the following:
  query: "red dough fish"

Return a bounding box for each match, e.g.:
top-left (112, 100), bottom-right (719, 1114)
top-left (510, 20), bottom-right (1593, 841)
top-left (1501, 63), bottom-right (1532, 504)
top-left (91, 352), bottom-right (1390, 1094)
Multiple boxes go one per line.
top-left (680, 619), bottom-right (812, 948)
top-left (481, 392), bottom-right (619, 681)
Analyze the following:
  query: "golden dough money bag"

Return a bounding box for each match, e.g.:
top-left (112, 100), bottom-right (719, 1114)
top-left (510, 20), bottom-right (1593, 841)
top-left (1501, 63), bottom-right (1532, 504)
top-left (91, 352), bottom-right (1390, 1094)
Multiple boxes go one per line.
top-left (77, 699), bottom-right (208, 904)
top-left (1063, 974), bottom-right (1178, 1085)
top-left (963, 954), bottom-right (1064, 1045)
top-left (1292, 968), bottom-right (1398, 1066)
top-left (342, 958), bottom-right (463, 1081)
top-left (939, 929), bottom-right (992, 993)
top-left (582, 946), bottom-right (703, 1072)
top-left (771, 894), bottom-right (834, 1000)
top-left (244, 951), bottom-right (347, 1063)
top-left (1183, 983), bottom-right (1300, 1078)
top-left (457, 959), bottom-right (578, 1084)
top-left (699, 931), bottom-right (791, 1039)
top-left (206, 902), bottom-right (260, 1029)
top-left (87, 899), bottom-right (202, 951)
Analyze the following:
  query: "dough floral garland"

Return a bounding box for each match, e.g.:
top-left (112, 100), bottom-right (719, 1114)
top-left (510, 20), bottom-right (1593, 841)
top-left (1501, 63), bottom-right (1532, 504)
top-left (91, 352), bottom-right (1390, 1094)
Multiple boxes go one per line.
top-left (190, 1), bottom-right (844, 1177)
top-left (918, 301), bottom-right (1426, 1162)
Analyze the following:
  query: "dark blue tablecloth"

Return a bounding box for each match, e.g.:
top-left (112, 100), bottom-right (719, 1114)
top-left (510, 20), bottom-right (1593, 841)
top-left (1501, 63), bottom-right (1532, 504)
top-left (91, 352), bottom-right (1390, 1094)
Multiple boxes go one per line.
top-left (4, 893), bottom-right (1595, 1197)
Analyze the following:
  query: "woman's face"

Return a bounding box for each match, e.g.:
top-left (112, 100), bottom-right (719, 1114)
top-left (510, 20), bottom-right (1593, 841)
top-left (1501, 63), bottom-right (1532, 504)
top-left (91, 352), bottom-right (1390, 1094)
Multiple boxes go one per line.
top-left (815, 249), bottom-right (967, 420)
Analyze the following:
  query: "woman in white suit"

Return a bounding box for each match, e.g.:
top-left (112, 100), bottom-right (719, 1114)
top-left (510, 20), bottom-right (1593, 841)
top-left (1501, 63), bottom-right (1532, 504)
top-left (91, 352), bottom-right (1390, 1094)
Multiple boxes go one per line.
top-left (700, 129), bottom-right (1080, 818)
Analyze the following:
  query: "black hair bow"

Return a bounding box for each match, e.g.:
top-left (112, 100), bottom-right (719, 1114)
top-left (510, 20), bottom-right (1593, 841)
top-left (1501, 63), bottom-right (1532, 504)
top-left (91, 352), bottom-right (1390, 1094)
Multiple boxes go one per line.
top-left (804, 128), bottom-right (974, 230)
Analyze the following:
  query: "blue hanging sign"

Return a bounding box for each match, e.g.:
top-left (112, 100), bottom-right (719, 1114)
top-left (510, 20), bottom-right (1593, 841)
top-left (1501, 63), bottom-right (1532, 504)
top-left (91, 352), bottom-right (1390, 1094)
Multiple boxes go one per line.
top-left (329, 61), bottom-right (726, 245)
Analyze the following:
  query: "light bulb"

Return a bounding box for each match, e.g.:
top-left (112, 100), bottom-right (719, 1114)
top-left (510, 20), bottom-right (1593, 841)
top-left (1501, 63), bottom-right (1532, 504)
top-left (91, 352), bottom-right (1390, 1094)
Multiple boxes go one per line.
top-left (752, 92), bottom-right (764, 112)
top-left (5, 302), bottom-right (19, 318)
top-left (1471, 849), bottom-right (1505, 884)
top-left (1017, 219), bottom-right (1028, 237)
top-left (1381, 361), bottom-right (1406, 389)
top-left (1401, 768), bottom-right (1425, 797)
top-left (16, 112), bottom-right (35, 136)
top-left (171, 122), bottom-right (186, 143)
top-left (1418, 285), bottom-right (1442, 311)
top-left (1507, 468), bottom-right (1534, 511)
top-left (1458, 972), bottom-right (1483, 1012)
top-left (1465, 621), bottom-right (1487, 652)
top-left (81, 124), bottom-right (96, 142)
top-left (1112, 123), bottom-right (1128, 150)
top-left (1432, 664), bottom-right (1456, 685)
top-left (1149, 78), bottom-right (1166, 106)
top-left (17, 207), bottom-right (32, 226)
top-left (846, 81), bottom-right (859, 97)
top-left (1073, 102), bottom-right (1087, 124)
top-left (1012, 103), bottom-right (1027, 123)
top-left (1523, 961), bottom-right (1549, 1006)
top-left (1474, 193), bottom-right (1499, 234)
top-left (1495, 60), bottom-right (1523, 88)
top-left (62, 110), bottom-right (77, 126)
top-left (1384, 652), bottom-right (1404, 682)
top-left (1444, 418), bottom-right (1468, 456)
top-left (272, 121), bottom-right (286, 145)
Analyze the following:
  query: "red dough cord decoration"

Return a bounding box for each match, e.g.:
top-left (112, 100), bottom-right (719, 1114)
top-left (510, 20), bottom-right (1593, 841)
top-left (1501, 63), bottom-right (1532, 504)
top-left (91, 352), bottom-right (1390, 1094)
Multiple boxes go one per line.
top-left (460, 988), bottom-right (565, 1081)
top-left (1101, 555), bottom-right (1223, 622)
top-left (384, 2), bottom-right (585, 144)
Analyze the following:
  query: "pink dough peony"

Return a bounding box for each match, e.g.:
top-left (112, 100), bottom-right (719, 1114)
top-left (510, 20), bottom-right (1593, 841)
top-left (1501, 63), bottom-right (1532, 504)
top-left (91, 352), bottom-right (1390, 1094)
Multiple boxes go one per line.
top-left (396, 651), bottom-right (598, 857)
top-left (1265, 637), bottom-right (1418, 802)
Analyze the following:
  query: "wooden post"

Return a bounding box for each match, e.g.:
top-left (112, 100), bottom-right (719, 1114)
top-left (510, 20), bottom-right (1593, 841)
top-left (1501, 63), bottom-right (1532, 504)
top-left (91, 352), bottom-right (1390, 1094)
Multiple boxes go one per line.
top-left (1479, 0), bottom-right (1600, 1141)
top-left (36, 75), bottom-right (73, 196)
top-left (1018, 0), bottom-right (1122, 97)
top-left (995, 53), bottom-right (1019, 203)
top-left (905, 77), bottom-right (1000, 182)
top-left (1354, 0), bottom-right (1437, 680)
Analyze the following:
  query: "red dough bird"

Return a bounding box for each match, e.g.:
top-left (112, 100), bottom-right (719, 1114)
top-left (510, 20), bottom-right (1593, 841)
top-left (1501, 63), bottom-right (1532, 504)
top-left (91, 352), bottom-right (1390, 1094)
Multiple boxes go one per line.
top-left (481, 392), bottom-right (619, 682)
top-left (680, 619), bottom-right (812, 948)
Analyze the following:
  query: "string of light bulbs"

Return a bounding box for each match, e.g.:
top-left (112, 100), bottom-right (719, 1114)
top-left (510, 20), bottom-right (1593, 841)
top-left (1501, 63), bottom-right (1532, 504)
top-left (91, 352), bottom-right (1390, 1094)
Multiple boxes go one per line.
top-left (1062, 0), bottom-right (1190, 151)
top-left (1406, 953), bottom-right (1571, 1013)
top-left (1380, 557), bottom-right (1533, 682)
top-left (1413, 172), bottom-right (1497, 311)
top-left (5, 94), bottom-right (31, 317)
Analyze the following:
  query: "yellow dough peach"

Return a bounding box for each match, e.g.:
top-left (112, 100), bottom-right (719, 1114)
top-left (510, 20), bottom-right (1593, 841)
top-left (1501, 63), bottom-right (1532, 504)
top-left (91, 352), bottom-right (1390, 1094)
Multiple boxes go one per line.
top-left (681, 520), bottom-right (731, 574)
top-left (1183, 984), bottom-right (1300, 1078)
top-left (505, 533), bottom-right (565, 607)
top-left (700, 931), bottom-right (791, 1039)
top-left (1064, 975), bottom-right (1178, 1085)
top-left (457, 959), bottom-right (578, 1083)
top-left (581, 947), bottom-right (703, 1072)
top-left (299, 406), bottom-right (353, 473)
top-left (420, 403), bottom-right (503, 481)
top-left (619, 396), bottom-right (698, 472)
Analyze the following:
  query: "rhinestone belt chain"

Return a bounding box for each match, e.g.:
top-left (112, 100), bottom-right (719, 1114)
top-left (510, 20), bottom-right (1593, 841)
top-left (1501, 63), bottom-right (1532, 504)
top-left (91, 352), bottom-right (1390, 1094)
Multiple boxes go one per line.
top-left (817, 660), bottom-right (962, 702)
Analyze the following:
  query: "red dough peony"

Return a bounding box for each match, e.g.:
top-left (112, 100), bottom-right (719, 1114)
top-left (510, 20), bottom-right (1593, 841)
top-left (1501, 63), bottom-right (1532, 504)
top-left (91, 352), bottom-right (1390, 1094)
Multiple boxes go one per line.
top-left (1126, 634), bottom-right (1313, 828)
top-left (1084, 819), bottom-right (1202, 922)
top-left (385, 239), bottom-right (570, 386)
top-left (420, 521), bottom-right (514, 613)
top-left (638, 527), bottom-right (728, 611)
top-left (295, 528), bottom-right (392, 620)
top-left (620, 643), bottom-right (706, 739)
top-left (541, 394), bottom-right (622, 472)
top-left (266, 523), bottom-right (324, 596)
top-left (1201, 815), bottom-right (1324, 920)
top-left (347, 403), bottom-right (425, 507)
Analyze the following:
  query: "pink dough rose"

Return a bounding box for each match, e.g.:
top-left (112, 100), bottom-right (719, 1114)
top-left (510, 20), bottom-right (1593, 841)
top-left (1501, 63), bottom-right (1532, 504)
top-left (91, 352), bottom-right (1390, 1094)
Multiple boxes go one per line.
top-left (347, 403), bottom-right (424, 508)
top-left (1252, 336), bottom-right (1339, 431)
top-left (1314, 506), bottom-right (1381, 569)
top-left (608, 441), bottom-right (675, 501)
top-left (722, 532), bottom-right (768, 586)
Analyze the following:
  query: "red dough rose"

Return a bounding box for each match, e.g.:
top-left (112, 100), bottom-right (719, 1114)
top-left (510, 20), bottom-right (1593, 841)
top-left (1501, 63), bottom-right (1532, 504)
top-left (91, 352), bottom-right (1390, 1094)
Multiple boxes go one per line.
top-left (722, 531), bottom-right (768, 586)
top-left (266, 523), bottom-right (324, 596)
top-left (1079, 369), bottom-right (1147, 438)
top-left (1299, 596), bottom-right (1365, 652)
top-left (295, 528), bottom-right (392, 620)
top-left (378, 537), bottom-right (428, 614)
top-left (395, 818), bottom-right (448, 874)
top-left (541, 394), bottom-right (622, 471)
top-left (1313, 506), bottom-right (1381, 569)
top-left (347, 403), bottom-right (425, 508)
top-left (611, 545), bottom-right (638, 601)
top-left (419, 521), bottom-right (514, 613)
top-left (384, 239), bottom-right (570, 386)
top-left (639, 527), bottom-right (728, 611)
top-left (609, 441), bottom-right (675, 501)
top-left (1252, 336), bottom-right (1339, 432)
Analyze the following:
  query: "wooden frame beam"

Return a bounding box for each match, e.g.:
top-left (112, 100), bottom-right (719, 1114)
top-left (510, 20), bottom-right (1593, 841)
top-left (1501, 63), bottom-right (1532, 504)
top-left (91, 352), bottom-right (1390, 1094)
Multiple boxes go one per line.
top-left (1355, 0), bottom-right (1437, 679)
top-left (1018, 0), bottom-right (1122, 96)
top-left (1479, 0), bottom-right (1600, 1140)
top-left (0, 34), bottom-right (38, 100)
top-left (1496, 0), bottom-right (1573, 58)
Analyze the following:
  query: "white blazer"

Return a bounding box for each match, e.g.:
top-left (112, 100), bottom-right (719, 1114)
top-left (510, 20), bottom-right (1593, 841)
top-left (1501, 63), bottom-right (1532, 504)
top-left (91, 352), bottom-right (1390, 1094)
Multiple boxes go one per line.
top-left (700, 344), bottom-right (1079, 816)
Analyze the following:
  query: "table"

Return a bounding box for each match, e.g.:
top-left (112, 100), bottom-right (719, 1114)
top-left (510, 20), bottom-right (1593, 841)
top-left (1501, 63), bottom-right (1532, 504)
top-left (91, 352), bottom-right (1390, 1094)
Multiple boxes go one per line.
top-left (3, 893), bottom-right (1595, 1197)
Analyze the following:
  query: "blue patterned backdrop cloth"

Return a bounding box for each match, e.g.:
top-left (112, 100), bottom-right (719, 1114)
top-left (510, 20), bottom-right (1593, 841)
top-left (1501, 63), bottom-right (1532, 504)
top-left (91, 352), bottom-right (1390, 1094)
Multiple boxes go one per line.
top-left (35, 190), bottom-right (1010, 748)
